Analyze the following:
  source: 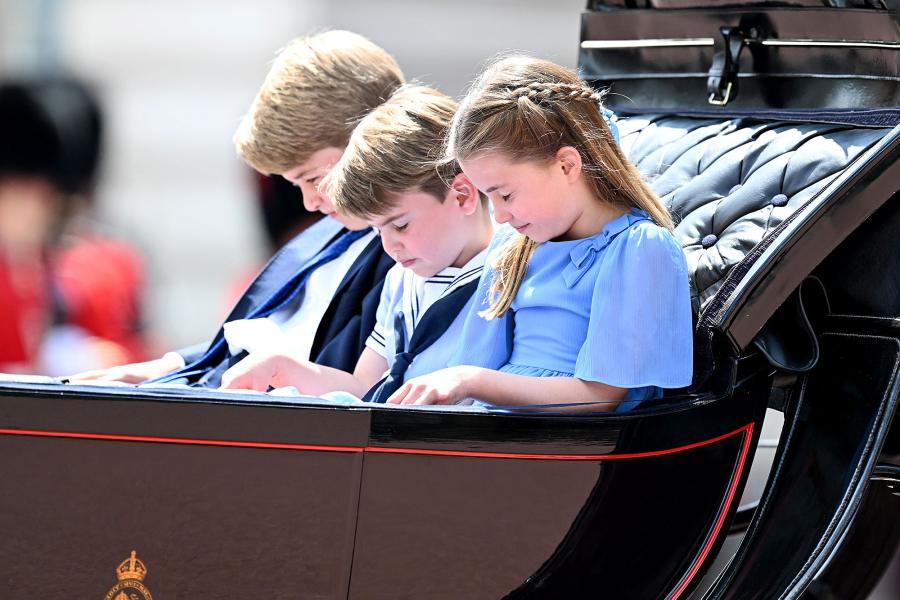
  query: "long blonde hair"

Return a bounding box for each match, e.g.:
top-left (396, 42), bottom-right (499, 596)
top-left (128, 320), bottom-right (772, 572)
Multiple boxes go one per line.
top-left (447, 55), bottom-right (672, 319)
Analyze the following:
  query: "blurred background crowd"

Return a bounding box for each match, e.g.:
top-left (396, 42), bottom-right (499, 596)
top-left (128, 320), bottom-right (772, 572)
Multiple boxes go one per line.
top-left (0, 0), bottom-right (583, 374)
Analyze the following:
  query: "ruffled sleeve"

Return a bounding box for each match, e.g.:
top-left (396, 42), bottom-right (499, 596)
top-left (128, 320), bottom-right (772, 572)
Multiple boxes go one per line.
top-left (449, 225), bottom-right (517, 370)
top-left (575, 222), bottom-right (693, 388)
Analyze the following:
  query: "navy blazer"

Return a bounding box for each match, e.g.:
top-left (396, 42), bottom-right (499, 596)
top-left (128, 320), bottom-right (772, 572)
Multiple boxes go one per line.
top-left (311, 235), bottom-right (394, 371)
top-left (176, 217), bottom-right (392, 384)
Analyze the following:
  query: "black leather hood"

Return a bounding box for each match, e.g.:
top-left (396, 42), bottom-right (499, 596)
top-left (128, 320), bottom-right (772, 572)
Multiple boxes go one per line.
top-left (579, 4), bottom-right (900, 111)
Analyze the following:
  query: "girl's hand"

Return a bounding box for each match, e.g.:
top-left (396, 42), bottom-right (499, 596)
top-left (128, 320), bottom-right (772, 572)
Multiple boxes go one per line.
top-left (220, 351), bottom-right (310, 391)
top-left (387, 366), bottom-right (479, 405)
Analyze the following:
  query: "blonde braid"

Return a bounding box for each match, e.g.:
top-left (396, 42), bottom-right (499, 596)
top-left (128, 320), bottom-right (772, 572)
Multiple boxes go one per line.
top-left (510, 82), bottom-right (604, 105)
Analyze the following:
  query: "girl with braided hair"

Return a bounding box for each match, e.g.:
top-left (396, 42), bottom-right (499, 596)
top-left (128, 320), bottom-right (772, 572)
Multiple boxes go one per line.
top-left (386, 55), bottom-right (692, 411)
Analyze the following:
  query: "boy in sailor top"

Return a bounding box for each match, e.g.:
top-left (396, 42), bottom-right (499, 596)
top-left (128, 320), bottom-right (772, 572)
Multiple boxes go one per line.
top-left (219, 85), bottom-right (493, 399)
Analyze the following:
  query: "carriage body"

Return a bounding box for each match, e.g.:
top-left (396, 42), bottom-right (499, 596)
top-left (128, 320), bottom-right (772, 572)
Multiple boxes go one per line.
top-left (1, 2), bottom-right (898, 598)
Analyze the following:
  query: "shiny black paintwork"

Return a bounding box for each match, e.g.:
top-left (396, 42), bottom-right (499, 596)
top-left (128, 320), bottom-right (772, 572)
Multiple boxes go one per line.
top-left (802, 468), bottom-right (900, 600)
top-left (0, 376), bottom-right (764, 599)
top-left (705, 316), bottom-right (900, 599)
top-left (692, 124), bottom-right (900, 598)
top-left (0, 390), bottom-right (370, 598)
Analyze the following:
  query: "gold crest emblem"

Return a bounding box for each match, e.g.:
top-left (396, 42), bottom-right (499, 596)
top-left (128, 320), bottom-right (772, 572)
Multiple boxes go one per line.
top-left (103, 550), bottom-right (154, 600)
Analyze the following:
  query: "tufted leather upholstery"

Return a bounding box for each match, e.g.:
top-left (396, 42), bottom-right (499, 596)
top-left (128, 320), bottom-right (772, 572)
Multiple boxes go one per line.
top-left (617, 116), bottom-right (890, 316)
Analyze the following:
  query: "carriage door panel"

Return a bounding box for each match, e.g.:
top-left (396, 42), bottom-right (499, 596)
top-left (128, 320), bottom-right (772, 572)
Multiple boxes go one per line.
top-left (0, 391), bottom-right (369, 599)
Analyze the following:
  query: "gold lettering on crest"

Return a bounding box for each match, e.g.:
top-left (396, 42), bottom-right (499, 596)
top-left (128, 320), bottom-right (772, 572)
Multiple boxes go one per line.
top-left (104, 550), bottom-right (153, 600)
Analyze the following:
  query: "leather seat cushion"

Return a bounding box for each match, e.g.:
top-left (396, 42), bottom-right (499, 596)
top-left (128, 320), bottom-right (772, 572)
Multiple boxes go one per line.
top-left (618, 116), bottom-right (889, 315)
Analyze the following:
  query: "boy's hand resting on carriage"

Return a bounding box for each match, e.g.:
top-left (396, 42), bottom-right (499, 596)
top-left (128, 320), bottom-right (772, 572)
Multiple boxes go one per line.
top-left (66, 353), bottom-right (185, 384)
top-left (219, 346), bottom-right (388, 398)
top-left (219, 351), bottom-right (318, 393)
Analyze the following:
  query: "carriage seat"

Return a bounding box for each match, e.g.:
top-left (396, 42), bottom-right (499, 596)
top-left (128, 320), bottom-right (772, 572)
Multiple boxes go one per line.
top-left (616, 115), bottom-right (891, 387)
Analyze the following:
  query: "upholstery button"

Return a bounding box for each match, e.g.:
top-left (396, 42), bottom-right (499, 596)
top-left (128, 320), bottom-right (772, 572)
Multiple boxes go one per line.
top-left (729, 184), bottom-right (742, 195)
top-left (701, 234), bottom-right (718, 248)
top-left (772, 193), bottom-right (789, 207)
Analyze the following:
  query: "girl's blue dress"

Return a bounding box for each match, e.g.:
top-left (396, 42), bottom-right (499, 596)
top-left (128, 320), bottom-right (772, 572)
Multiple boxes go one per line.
top-left (451, 208), bottom-right (693, 411)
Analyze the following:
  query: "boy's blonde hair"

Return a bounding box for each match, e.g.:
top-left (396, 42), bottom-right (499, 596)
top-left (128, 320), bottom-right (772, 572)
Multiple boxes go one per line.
top-left (447, 55), bottom-right (673, 319)
top-left (234, 30), bottom-right (405, 174)
top-left (327, 84), bottom-right (460, 219)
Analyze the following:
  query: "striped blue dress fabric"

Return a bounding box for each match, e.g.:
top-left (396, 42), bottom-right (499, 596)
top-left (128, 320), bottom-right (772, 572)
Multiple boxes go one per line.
top-left (451, 208), bottom-right (693, 411)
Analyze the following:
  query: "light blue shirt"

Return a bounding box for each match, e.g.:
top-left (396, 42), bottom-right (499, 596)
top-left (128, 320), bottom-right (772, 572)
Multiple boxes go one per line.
top-left (451, 209), bottom-right (693, 411)
top-left (366, 249), bottom-right (487, 382)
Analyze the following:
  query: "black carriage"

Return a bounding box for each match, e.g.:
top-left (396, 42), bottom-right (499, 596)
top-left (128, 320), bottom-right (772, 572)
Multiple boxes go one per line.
top-left (1, 2), bottom-right (898, 598)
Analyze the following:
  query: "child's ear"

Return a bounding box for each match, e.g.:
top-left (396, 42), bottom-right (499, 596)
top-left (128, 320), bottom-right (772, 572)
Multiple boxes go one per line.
top-left (445, 173), bottom-right (480, 215)
top-left (556, 146), bottom-right (583, 183)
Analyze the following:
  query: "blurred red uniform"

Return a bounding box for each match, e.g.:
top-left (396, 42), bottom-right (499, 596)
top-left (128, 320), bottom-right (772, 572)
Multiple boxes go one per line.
top-left (0, 79), bottom-right (152, 374)
top-left (53, 235), bottom-right (148, 366)
top-left (0, 251), bottom-right (50, 372)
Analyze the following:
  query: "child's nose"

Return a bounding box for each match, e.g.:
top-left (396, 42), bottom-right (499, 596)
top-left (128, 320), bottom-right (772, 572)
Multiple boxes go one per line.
top-left (316, 180), bottom-right (334, 204)
top-left (301, 188), bottom-right (320, 212)
top-left (381, 231), bottom-right (402, 255)
top-left (492, 202), bottom-right (512, 224)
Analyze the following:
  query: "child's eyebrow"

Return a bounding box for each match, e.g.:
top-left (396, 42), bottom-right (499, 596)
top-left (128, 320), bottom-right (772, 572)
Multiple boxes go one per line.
top-left (288, 167), bottom-right (310, 180)
top-left (372, 211), bottom-right (409, 228)
top-left (484, 184), bottom-right (504, 193)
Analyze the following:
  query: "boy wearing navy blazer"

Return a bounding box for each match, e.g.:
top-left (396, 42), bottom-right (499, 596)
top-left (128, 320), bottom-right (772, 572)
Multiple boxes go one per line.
top-left (218, 85), bottom-right (494, 402)
top-left (70, 31), bottom-right (401, 387)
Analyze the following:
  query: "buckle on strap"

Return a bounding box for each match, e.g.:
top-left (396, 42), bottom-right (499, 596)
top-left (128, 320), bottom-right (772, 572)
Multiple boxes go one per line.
top-left (708, 82), bottom-right (733, 106)
top-left (707, 26), bottom-right (746, 106)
